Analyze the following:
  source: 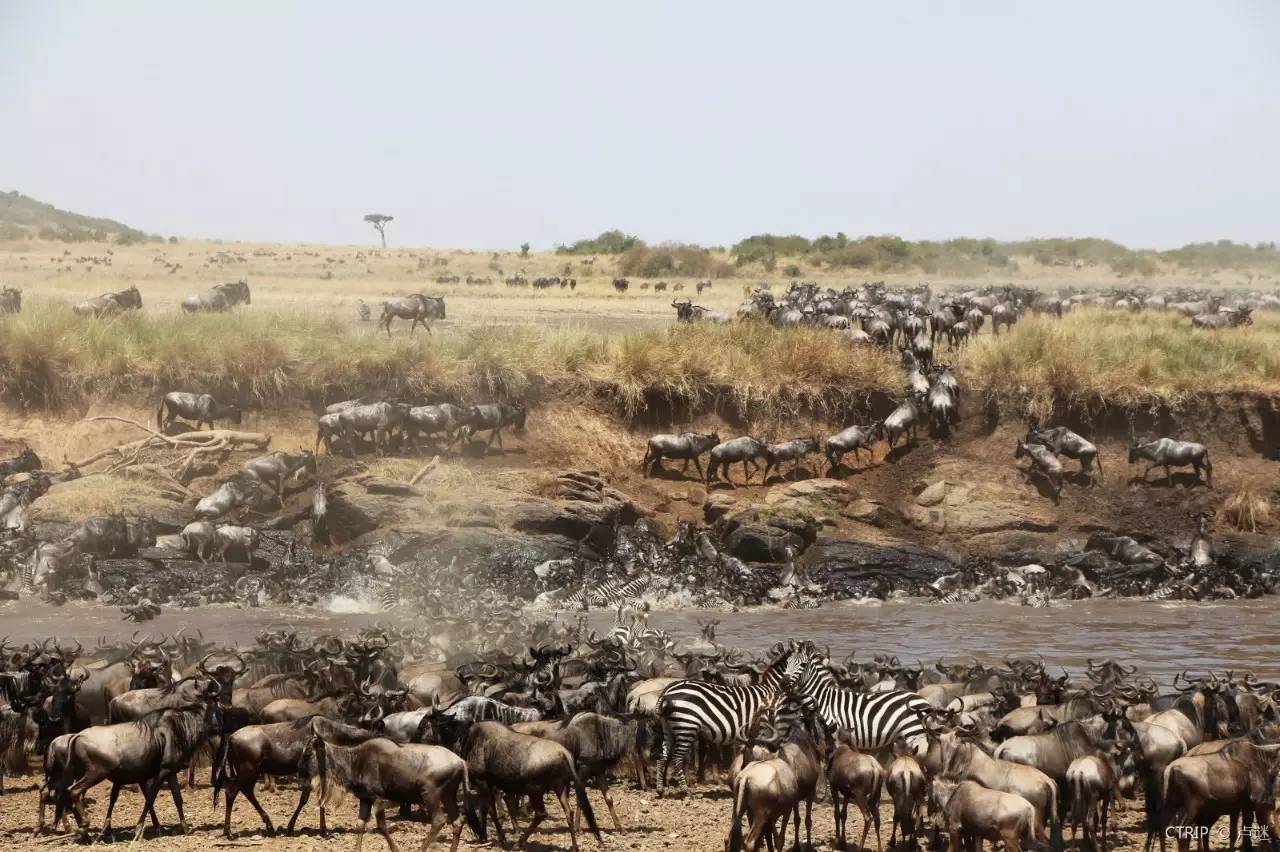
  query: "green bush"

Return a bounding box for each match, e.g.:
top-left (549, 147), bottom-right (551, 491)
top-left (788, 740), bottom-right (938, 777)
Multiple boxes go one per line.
top-left (556, 229), bottom-right (643, 255)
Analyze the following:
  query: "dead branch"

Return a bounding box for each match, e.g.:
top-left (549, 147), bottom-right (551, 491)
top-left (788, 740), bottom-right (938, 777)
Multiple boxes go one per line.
top-left (408, 456), bottom-right (440, 486)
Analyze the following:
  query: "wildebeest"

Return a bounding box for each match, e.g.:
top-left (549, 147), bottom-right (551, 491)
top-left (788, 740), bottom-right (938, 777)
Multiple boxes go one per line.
top-left (883, 394), bottom-right (926, 450)
top-left (927, 382), bottom-right (958, 436)
top-left (212, 525), bottom-right (260, 563)
top-left (1191, 306), bottom-right (1252, 329)
top-left (991, 302), bottom-right (1019, 335)
top-left (243, 450), bottom-right (315, 503)
top-left (378, 293), bottom-right (446, 335)
top-left (444, 719), bottom-right (602, 851)
top-left (642, 432), bottom-right (720, 478)
top-left (156, 392), bottom-right (242, 431)
top-left (218, 716), bottom-right (378, 837)
top-left (612, 277), bottom-right (629, 293)
top-left (944, 739), bottom-right (1061, 848)
top-left (1015, 440), bottom-right (1064, 499)
top-left (829, 737), bottom-right (885, 852)
top-left (1066, 753), bottom-right (1117, 852)
top-left (0, 285), bottom-right (21, 313)
top-left (763, 436), bottom-right (820, 481)
top-left (994, 720), bottom-right (1106, 787)
top-left (1028, 424), bottom-right (1102, 485)
top-left (887, 742), bottom-right (927, 849)
top-left (303, 735), bottom-right (480, 851)
top-left (55, 697), bottom-right (223, 840)
top-left (457, 403), bottom-right (526, 449)
top-left (0, 446), bottom-right (42, 483)
top-left (706, 436), bottom-right (769, 486)
top-left (405, 404), bottom-right (465, 450)
top-left (339, 401), bottom-right (411, 457)
top-left (315, 413), bottom-right (342, 455)
top-left (1128, 437), bottom-right (1213, 488)
top-left (1160, 739), bottom-right (1280, 852)
top-left (72, 286), bottom-right (143, 317)
top-left (931, 778), bottom-right (1042, 852)
top-left (67, 513), bottom-right (154, 558)
top-left (672, 299), bottom-right (730, 324)
top-left (183, 281), bottom-right (250, 312)
top-left (193, 473), bottom-right (262, 520)
top-left (825, 423), bottom-right (882, 473)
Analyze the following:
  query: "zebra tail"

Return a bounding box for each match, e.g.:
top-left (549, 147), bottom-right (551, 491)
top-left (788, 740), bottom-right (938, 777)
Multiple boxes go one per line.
top-left (569, 757), bottom-right (601, 844)
top-left (728, 775), bottom-right (749, 852)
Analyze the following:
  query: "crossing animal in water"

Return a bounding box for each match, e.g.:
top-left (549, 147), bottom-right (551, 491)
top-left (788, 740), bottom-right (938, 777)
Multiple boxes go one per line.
top-left (563, 575), bottom-right (650, 608)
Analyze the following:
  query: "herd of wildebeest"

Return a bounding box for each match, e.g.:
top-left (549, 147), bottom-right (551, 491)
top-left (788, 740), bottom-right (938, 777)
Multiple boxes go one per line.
top-left (0, 276), bottom-right (1255, 605)
top-left (0, 276), bottom-right (1276, 848)
top-left (1, 619), bottom-right (1279, 852)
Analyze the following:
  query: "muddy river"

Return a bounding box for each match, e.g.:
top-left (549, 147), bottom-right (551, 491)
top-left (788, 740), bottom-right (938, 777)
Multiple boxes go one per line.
top-left (3, 597), bottom-right (1274, 679)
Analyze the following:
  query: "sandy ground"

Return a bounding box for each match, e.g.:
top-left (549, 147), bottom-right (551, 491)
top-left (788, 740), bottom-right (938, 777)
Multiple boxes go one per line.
top-left (0, 767), bottom-right (1158, 852)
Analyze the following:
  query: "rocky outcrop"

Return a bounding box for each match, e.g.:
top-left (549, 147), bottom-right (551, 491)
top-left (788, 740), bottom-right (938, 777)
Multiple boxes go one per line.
top-left (803, 536), bottom-right (955, 599)
top-left (715, 505), bottom-right (820, 563)
top-left (903, 476), bottom-right (1057, 536)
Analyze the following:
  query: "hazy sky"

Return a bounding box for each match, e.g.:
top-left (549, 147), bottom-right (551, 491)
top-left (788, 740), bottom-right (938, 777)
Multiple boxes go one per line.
top-left (2, 2), bottom-right (1276, 249)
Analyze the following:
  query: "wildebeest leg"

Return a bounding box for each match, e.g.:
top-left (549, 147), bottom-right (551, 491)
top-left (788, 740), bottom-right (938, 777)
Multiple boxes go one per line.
top-left (132, 775), bottom-right (166, 841)
top-left (515, 794), bottom-right (547, 850)
top-left (166, 772), bottom-right (189, 833)
top-left (241, 778), bottom-right (276, 837)
top-left (285, 773), bottom-right (312, 834)
top-left (1143, 463), bottom-right (1160, 482)
top-left (354, 798), bottom-right (374, 852)
top-left (596, 768), bottom-right (622, 831)
top-left (692, 456), bottom-right (706, 479)
top-left (373, 802), bottom-right (400, 852)
top-left (98, 781), bottom-right (124, 839)
top-left (742, 460), bottom-right (752, 484)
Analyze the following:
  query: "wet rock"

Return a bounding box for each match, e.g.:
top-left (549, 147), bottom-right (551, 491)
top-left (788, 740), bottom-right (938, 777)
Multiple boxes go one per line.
top-left (803, 536), bottom-right (955, 598)
top-left (903, 477), bottom-right (1057, 536)
top-left (716, 506), bottom-right (820, 563)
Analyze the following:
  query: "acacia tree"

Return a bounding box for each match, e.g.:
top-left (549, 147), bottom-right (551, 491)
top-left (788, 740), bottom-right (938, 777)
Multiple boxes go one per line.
top-left (364, 213), bottom-right (393, 248)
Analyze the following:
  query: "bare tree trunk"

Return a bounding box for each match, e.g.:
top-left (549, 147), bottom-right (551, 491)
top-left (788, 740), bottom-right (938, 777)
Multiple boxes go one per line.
top-left (376, 224), bottom-right (386, 248)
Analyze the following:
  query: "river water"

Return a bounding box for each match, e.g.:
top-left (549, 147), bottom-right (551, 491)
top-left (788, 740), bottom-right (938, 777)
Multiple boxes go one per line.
top-left (3, 597), bottom-right (1275, 680)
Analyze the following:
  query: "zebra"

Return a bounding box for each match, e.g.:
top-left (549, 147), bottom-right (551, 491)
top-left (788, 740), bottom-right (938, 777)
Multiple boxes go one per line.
top-left (655, 643), bottom-right (808, 796)
top-left (564, 574), bottom-right (650, 609)
top-left (788, 657), bottom-right (932, 756)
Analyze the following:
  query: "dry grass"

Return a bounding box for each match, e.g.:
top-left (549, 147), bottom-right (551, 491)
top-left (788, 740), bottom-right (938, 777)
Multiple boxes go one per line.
top-left (963, 307), bottom-right (1280, 419)
top-left (1220, 488), bottom-right (1273, 532)
top-left (0, 300), bottom-right (901, 420)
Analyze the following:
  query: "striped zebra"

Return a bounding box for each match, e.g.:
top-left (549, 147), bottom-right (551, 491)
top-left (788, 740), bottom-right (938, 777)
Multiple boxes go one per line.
top-left (655, 644), bottom-right (807, 795)
top-left (789, 657), bottom-right (931, 755)
top-left (564, 574), bottom-right (650, 608)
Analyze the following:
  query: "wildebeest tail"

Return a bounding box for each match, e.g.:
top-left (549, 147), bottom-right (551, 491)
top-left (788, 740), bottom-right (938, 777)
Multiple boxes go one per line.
top-left (52, 733), bottom-right (83, 829)
top-left (727, 774), bottom-right (749, 852)
top-left (155, 397), bottom-right (167, 430)
top-left (1049, 777), bottom-right (1064, 851)
top-left (569, 755), bottom-right (601, 844)
top-left (461, 764), bottom-right (483, 839)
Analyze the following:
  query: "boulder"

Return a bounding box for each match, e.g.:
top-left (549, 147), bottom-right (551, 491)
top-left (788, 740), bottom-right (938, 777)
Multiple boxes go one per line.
top-left (803, 536), bottom-right (955, 598)
top-left (716, 506), bottom-right (820, 563)
top-left (703, 493), bottom-right (737, 524)
top-left (765, 479), bottom-right (856, 521)
top-left (903, 477), bottom-right (1057, 536)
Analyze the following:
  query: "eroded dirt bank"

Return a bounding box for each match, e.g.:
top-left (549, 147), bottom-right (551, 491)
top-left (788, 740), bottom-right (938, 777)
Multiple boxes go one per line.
top-left (3, 390), bottom-right (1279, 614)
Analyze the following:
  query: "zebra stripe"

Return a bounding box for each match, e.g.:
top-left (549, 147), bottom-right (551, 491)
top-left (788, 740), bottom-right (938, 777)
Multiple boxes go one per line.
top-left (655, 649), bottom-right (805, 794)
top-left (565, 574), bottom-right (650, 608)
top-left (791, 662), bottom-right (931, 754)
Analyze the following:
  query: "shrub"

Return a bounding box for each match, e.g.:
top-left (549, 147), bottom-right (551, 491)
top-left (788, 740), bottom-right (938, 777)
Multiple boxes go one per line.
top-left (556, 229), bottom-right (643, 255)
